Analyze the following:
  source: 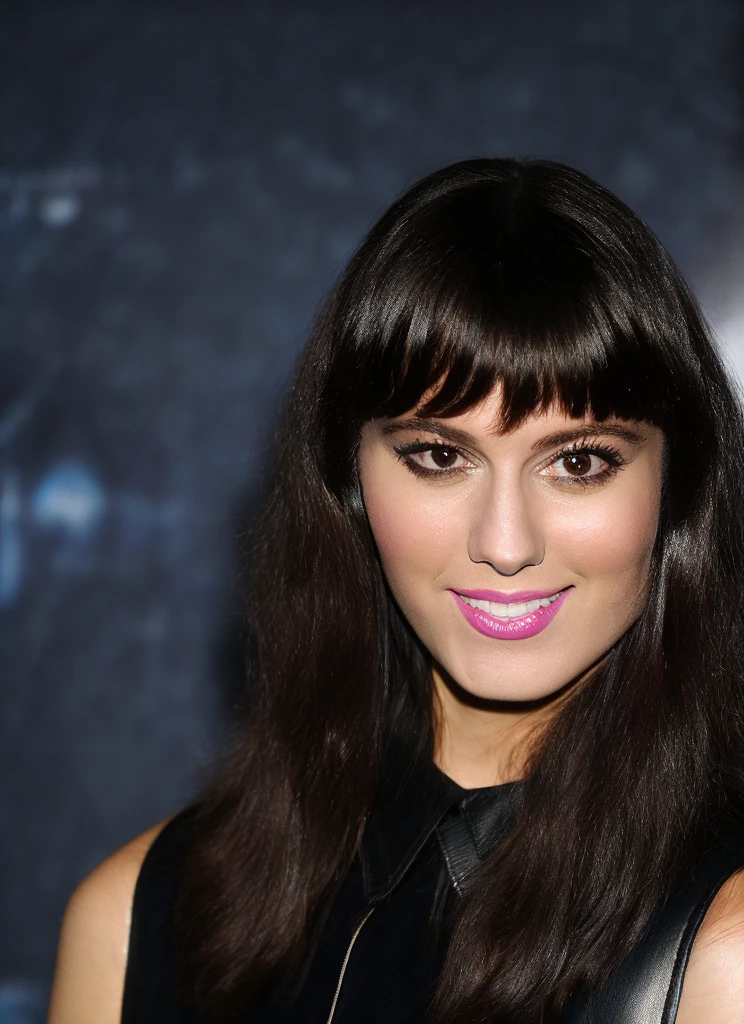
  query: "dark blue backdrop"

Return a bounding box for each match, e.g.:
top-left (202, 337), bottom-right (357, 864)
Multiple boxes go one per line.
top-left (1, 1), bottom-right (743, 1019)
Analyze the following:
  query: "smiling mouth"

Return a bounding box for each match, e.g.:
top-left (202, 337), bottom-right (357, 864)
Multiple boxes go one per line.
top-left (456, 589), bottom-right (568, 622)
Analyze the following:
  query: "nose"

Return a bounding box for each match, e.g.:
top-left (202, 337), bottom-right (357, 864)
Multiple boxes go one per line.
top-left (467, 476), bottom-right (545, 576)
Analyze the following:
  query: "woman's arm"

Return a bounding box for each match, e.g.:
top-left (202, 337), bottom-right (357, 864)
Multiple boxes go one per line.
top-left (676, 868), bottom-right (744, 1023)
top-left (46, 819), bottom-right (170, 1024)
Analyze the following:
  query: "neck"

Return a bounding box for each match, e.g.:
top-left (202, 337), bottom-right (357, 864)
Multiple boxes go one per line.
top-left (431, 667), bottom-right (559, 789)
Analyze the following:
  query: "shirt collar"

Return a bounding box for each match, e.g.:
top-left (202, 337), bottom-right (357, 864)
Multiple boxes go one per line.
top-left (360, 737), bottom-right (520, 901)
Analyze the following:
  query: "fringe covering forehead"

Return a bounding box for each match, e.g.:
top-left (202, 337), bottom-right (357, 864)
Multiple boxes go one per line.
top-left (325, 173), bottom-right (692, 436)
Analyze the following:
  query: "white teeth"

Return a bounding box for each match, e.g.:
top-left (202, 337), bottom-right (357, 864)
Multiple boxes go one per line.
top-left (459, 590), bottom-right (565, 620)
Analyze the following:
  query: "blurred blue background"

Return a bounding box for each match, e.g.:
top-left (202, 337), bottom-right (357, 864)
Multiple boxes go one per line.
top-left (1, 0), bottom-right (743, 1018)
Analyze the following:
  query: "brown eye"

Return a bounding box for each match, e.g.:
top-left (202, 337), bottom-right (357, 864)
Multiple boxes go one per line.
top-left (430, 446), bottom-right (460, 468)
top-left (394, 440), bottom-right (473, 476)
top-left (539, 448), bottom-right (617, 484)
top-left (561, 453), bottom-right (593, 476)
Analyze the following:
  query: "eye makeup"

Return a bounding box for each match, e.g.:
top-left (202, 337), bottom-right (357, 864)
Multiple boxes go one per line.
top-left (393, 437), bottom-right (626, 487)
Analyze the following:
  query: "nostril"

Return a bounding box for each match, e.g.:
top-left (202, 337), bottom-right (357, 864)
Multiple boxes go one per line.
top-left (469, 553), bottom-right (545, 576)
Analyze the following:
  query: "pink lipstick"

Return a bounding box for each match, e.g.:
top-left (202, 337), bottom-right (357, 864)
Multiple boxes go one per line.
top-left (450, 586), bottom-right (572, 641)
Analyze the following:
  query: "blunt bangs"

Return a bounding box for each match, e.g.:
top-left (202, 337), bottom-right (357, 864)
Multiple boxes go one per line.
top-left (317, 159), bottom-right (713, 504)
top-left (349, 260), bottom-right (678, 434)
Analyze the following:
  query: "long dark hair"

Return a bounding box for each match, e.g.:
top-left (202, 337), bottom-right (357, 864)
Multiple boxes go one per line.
top-left (178, 158), bottom-right (744, 1022)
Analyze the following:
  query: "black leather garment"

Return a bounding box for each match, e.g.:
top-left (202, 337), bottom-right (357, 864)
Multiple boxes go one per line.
top-left (122, 744), bottom-right (744, 1023)
top-left (562, 839), bottom-right (744, 1023)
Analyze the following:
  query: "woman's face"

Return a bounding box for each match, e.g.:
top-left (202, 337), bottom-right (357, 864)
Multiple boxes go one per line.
top-left (358, 388), bottom-right (665, 703)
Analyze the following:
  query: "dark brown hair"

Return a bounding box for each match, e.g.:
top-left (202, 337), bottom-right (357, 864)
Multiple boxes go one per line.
top-left (178, 158), bottom-right (744, 1022)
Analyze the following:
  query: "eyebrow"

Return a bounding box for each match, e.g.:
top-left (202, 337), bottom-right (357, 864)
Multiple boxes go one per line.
top-left (381, 417), bottom-right (478, 448)
top-left (380, 416), bottom-right (648, 451)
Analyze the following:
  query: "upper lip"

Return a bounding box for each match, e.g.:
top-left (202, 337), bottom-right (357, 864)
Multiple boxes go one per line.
top-left (452, 586), bottom-right (571, 603)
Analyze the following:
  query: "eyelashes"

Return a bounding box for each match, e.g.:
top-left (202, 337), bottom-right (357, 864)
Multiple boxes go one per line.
top-left (543, 443), bottom-right (624, 486)
top-left (393, 438), bottom-right (626, 487)
top-left (394, 441), bottom-right (473, 476)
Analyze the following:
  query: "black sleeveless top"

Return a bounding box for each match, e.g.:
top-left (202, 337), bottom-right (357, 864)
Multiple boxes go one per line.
top-left (122, 746), bottom-right (744, 1023)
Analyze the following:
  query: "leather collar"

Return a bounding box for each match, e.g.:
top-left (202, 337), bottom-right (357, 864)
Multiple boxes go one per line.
top-left (360, 738), bottom-right (520, 901)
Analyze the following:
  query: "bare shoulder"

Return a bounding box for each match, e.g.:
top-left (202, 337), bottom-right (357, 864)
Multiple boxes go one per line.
top-left (676, 866), bottom-right (744, 1024)
top-left (47, 817), bottom-right (173, 1024)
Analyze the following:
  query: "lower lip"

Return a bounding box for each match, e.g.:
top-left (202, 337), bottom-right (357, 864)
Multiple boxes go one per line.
top-left (450, 588), bottom-right (572, 640)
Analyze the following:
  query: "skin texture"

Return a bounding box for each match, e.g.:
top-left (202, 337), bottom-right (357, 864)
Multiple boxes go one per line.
top-left (355, 388), bottom-right (744, 1020)
top-left (676, 868), bottom-right (744, 1023)
top-left (47, 388), bottom-right (744, 1023)
top-left (358, 390), bottom-right (664, 787)
top-left (47, 819), bottom-right (169, 1024)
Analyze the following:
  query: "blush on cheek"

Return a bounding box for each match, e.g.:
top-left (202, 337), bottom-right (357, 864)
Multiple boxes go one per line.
top-left (362, 472), bottom-right (458, 587)
top-left (367, 503), bottom-right (443, 583)
top-left (560, 486), bottom-right (660, 594)
top-left (363, 495), bottom-right (414, 565)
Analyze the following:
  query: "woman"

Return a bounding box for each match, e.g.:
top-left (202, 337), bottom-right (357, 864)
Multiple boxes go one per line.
top-left (48, 158), bottom-right (744, 1023)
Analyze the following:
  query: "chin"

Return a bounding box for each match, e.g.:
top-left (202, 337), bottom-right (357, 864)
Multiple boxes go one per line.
top-left (462, 678), bottom-right (571, 705)
top-left (439, 654), bottom-right (585, 706)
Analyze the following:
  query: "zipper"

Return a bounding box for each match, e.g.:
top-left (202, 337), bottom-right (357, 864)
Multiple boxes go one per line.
top-left (325, 906), bottom-right (376, 1024)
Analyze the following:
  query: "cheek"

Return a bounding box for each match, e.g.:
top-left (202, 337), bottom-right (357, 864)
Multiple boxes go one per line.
top-left (558, 479), bottom-right (660, 586)
top-left (361, 471), bottom-right (463, 582)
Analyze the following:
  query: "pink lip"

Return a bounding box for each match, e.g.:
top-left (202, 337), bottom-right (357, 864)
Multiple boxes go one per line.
top-left (450, 587), bottom-right (573, 641)
top-left (455, 587), bottom-right (569, 603)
